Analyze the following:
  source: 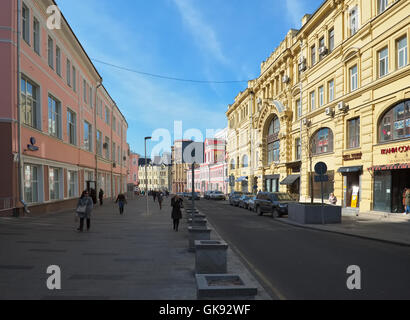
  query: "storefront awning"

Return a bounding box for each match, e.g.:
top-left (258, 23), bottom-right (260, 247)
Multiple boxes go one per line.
top-left (280, 174), bottom-right (300, 185)
top-left (236, 176), bottom-right (248, 182)
top-left (265, 175), bottom-right (280, 180)
top-left (368, 163), bottom-right (410, 172)
top-left (338, 166), bottom-right (363, 174)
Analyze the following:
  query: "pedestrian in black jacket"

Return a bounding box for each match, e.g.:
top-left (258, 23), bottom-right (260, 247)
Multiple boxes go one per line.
top-left (171, 195), bottom-right (183, 232)
top-left (98, 189), bottom-right (104, 205)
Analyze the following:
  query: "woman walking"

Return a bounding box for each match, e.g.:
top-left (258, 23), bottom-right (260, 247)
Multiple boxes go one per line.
top-left (158, 192), bottom-right (164, 210)
top-left (76, 190), bottom-right (94, 232)
top-left (171, 194), bottom-right (183, 232)
top-left (115, 193), bottom-right (127, 215)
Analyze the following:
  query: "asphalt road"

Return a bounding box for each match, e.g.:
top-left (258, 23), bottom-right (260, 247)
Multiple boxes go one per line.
top-left (195, 199), bottom-right (410, 300)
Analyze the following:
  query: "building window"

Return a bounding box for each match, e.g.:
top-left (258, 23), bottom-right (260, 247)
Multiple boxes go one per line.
top-left (56, 46), bottom-right (61, 76)
top-left (89, 87), bottom-right (93, 108)
top-left (379, 100), bottom-right (410, 142)
top-left (311, 128), bottom-right (334, 155)
top-left (230, 159), bottom-right (235, 170)
top-left (328, 80), bottom-right (334, 102)
top-left (319, 37), bottom-right (325, 61)
top-left (48, 95), bottom-right (61, 138)
top-left (67, 109), bottom-right (76, 145)
top-left (328, 28), bottom-right (334, 52)
top-left (378, 0), bottom-right (388, 14)
top-left (310, 91), bottom-right (316, 111)
top-left (72, 66), bottom-right (76, 92)
top-left (397, 37), bottom-right (408, 69)
top-left (296, 99), bottom-right (301, 120)
top-left (49, 167), bottom-right (61, 200)
top-left (20, 77), bottom-right (38, 128)
top-left (83, 121), bottom-right (92, 152)
top-left (97, 130), bottom-right (102, 156)
top-left (105, 137), bottom-right (110, 159)
top-left (105, 107), bottom-right (110, 124)
top-left (311, 45), bottom-right (316, 66)
top-left (68, 171), bottom-right (77, 198)
top-left (83, 79), bottom-right (87, 103)
top-left (319, 86), bottom-right (324, 107)
top-left (350, 7), bottom-right (358, 36)
top-left (295, 138), bottom-right (301, 160)
top-left (350, 65), bottom-right (358, 92)
top-left (48, 37), bottom-right (54, 69)
top-left (242, 155), bottom-right (249, 168)
top-left (113, 116), bottom-right (116, 132)
top-left (22, 4), bottom-right (30, 44)
top-left (379, 47), bottom-right (389, 78)
top-left (348, 117), bottom-right (360, 149)
top-left (267, 116), bottom-right (280, 165)
top-left (33, 18), bottom-right (40, 54)
top-left (66, 59), bottom-right (71, 86)
top-left (112, 142), bottom-right (116, 162)
top-left (24, 164), bottom-right (38, 203)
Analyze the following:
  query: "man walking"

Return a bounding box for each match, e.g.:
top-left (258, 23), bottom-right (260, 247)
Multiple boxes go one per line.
top-left (158, 191), bottom-right (164, 210)
top-left (171, 194), bottom-right (183, 232)
top-left (98, 189), bottom-right (104, 206)
top-left (115, 193), bottom-right (127, 215)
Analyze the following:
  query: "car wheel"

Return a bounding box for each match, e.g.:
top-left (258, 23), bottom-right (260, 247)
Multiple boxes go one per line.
top-left (272, 209), bottom-right (280, 219)
top-left (257, 206), bottom-right (263, 216)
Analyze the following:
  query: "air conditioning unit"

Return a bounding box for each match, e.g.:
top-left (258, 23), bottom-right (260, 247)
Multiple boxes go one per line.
top-left (299, 56), bottom-right (306, 64)
top-left (282, 75), bottom-right (290, 83)
top-left (319, 46), bottom-right (328, 56)
top-left (325, 107), bottom-right (334, 117)
top-left (298, 62), bottom-right (307, 72)
top-left (338, 101), bottom-right (348, 112)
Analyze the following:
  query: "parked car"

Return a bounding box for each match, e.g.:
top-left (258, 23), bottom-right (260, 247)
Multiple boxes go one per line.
top-left (254, 192), bottom-right (296, 218)
top-left (238, 195), bottom-right (253, 209)
top-left (210, 191), bottom-right (226, 201)
top-left (187, 192), bottom-right (201, 200)
top-left (247, 196), bottom-right (257, 212)
top-left (229, 192), bottom-right (242, 206)
top-left (204, 191), bottom-right (213, 200)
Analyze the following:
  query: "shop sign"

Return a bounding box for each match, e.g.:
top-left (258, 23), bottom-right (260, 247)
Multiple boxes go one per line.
top-left (343, 153), bottom-right (362, 161)
top-left (381, 145), bottom-right (410, 155)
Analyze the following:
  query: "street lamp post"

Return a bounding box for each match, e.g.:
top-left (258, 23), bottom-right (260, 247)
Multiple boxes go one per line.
top-left (145, 136), bottom-right (152, 214)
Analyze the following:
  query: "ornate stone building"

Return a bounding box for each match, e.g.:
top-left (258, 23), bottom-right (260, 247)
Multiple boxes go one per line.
top-left (227, 0), bottom-right (410, 214)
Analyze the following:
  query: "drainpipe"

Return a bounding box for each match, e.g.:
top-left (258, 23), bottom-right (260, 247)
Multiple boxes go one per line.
top-left (16, 0), bottom-right (29, 215)
top-left (94, 82), bottom-right (102, 195)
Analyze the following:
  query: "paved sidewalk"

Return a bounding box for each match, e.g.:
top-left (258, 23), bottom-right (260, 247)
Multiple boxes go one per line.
top-left (278, 212), bottom-right (410, 247)
top-left (0, 196), bottom-right (270, 300)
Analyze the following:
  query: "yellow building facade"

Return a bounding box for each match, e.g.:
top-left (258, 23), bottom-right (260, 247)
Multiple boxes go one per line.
top-left (227, 0), bottom-right (410, 214)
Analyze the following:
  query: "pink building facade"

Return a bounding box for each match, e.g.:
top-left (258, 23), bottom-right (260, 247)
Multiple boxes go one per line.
top-left (127, 153), bottom-right (140, 189)
top-left (187, 138), bottom-right (228, 195)
top-left (0, 0), bottom-right (128, 216)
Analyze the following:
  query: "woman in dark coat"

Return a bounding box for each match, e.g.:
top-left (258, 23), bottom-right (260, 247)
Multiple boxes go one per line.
top-left (171, 194), bottom-right (183, 232)
top-left (76, 190), bottom-right (94, 232)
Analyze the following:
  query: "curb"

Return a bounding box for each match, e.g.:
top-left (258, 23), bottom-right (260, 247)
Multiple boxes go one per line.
top-left (276, 218), bottom-right (410, 248)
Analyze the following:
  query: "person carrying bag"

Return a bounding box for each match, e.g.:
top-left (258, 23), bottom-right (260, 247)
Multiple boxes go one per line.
top-left (76, 190), bottom-right (94, 232)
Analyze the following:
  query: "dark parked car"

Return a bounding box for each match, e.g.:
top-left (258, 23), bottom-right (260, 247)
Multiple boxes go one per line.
top-left (187, 192), bottom-right (200, 200)
top-left (238, 195), bottom-right (252, 209)
top-left (254, 192), bottom-right (296, 218)
top-left (229, 192), bottom-right (242, 206)
top-left (210, 191), bottom-right (226, 200)
top-left (247, 196), bottom-right (257, 212)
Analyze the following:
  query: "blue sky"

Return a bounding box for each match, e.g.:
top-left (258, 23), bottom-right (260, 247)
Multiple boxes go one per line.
top-left (56, 0), bottom-right (324, 156)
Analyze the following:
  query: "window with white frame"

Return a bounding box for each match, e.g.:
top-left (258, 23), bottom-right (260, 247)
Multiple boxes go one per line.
top-left (33, 17), bottom-right (40, 54)
top-left (296, 99), bottom-right (301, 120)
top-left (72, 66), bottom-right (76, 92)
top-left (67, 109), bottom-right (76, 145)
top-left (311, 45), bottom-right (316, 66)
top-left (24, 164), bottom-right (38, 203)
top-left (328, 80), bottom-right (334, 102)
top-left (83, 121), bottom-right (92, 152)
top-left (49, 167), bottom-right (61, 200)
top-left (379, 47), bottom-right (389, 77)
top-left (21, 77), bottom-right (39, 129)
top-left (397, 37), bottom-right (408, 69)
top-left (83, 79), bottom-right (87, 103)
top-left (68, 170), bottom-right (78, 198)
top-left (48, 95), bottom-right (61, 138)
top-left (56, 46), bottom-right (61, 76)
top-left (105, 137), bottom-right (110, 159)
top-left (22, 3), bottom-right (30, 44)
top-left (350, 7), bottom-right (358, 36)
top-left (319, 86), bottom-right (324, 106)
top-left (105, 107), bottom-right (110, 125)
top-left (112, 142), bottom-right (116, 162)
top-left (310, 91), bottom-right (316, 111)
top-left (350, 65), bottom-right (358, 91)
top-left (97, 130), bottom-right (102, 156)
top-left (113, 116), bottom-right (116, 132)
top-left (328, 28), bottom-right (334, 52)
top-left (378, 0), bottom-right (388, 14)
top-left (89, 87), bottom-right (93, 108)
top-left (48, 37), bottom-right (54, 69)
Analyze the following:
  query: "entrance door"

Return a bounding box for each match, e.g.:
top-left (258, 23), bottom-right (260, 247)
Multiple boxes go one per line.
top-left (392, 169), bottom-right (410, 213)
top-left (346, 173), bottom-right (360, 208)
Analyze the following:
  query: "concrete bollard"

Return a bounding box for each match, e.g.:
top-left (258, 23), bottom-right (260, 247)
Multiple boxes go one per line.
top-left (188, 218), bottom-right (207, 228)
top-left (188, 227), bottom-right (211, 252)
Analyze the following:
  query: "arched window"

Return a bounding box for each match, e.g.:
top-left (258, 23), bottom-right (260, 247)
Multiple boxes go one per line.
top-left (379, 100), bottom-right (410, 142)
top-left (267, 116), bottom-right (280, 164)
top-left (311, 128), bottom-right (334, 155)
top-left (242, 155), bottom-right (249, 168)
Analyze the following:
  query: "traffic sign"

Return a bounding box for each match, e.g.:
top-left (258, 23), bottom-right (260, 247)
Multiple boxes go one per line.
top-left (314, 162), bottom-right (328, 175)
top-left (315, 175), bottom-right (329, 182)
